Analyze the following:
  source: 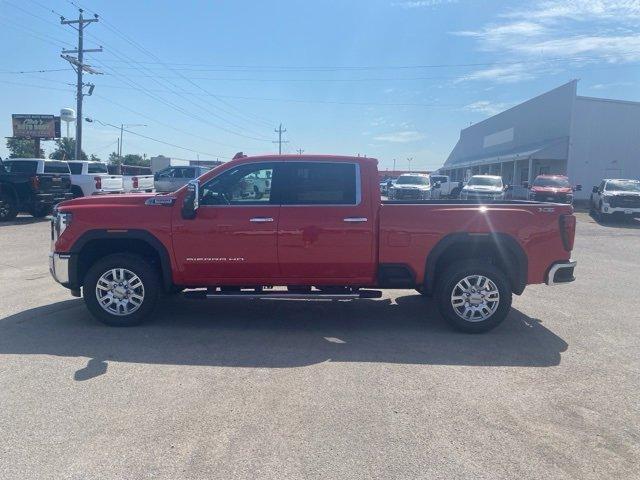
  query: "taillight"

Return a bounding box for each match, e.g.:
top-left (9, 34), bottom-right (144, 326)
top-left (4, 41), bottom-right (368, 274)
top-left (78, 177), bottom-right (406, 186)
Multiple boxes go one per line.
top-left (560, 214), bottom-right (576, 251)
top-left (94, 176), bottom-right (102, 189)
top-left (30, 175), bottom-right (40, 191)
top-left (132, 177), bottom-right (139, 189)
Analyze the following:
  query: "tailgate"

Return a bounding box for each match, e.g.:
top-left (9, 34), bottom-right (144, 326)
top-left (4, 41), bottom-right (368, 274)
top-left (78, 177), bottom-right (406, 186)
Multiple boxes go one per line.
top-left (38, 173), bottom-right (71, 193)
top-left (97, 174), bottom-right (124, 191)
top-left (136, 175), bottom-right (154, 190)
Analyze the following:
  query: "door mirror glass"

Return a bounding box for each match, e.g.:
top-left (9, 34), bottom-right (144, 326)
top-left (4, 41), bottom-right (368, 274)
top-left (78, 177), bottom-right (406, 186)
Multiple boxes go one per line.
top-left (182, 179), bottom-right (199, 219)
top-left (433, 181), bottom-right (441, 189)
top-left (592, 186), bottom-right (598, 193)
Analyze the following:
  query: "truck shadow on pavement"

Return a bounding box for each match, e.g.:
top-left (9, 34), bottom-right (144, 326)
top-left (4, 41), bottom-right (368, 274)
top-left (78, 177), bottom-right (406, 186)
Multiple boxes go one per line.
top-left (0, 294), bottom-right (568, 380)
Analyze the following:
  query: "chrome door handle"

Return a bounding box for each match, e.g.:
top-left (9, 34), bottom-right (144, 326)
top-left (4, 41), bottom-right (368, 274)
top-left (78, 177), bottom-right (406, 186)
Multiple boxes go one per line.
top-left (250, 217), bottom-right (274, 222)
top-left (343, 217), bottom-right (368, 223)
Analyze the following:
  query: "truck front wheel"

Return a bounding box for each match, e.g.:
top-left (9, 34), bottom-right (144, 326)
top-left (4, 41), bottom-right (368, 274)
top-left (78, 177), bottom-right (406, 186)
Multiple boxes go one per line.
top-left (0, 193), bottom-right (18, 221)
top-left (83, 253), bottom-right (160, 326)
top-left (435, 261), bottom-right (512, 333)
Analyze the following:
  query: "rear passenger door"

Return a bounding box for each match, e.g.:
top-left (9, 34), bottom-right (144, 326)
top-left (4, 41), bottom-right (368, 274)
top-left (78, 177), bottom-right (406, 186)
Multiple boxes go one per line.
top-left (277, 161), bottom-right (375, 283)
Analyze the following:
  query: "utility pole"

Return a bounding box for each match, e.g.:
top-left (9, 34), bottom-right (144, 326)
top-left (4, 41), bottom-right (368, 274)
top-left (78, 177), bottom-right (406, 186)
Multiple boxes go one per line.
top-left (273, 123), bottom-right (288, 155)
top-left (407, 157), bottom-right (413, 172)
top-left (118, 123), bottom-right (146, 159)
top-left (61, 9), bottom-right (102, 160)
top-left (296, 148), bottom-right (304, 155)
top-left (393, 158), bottom-right (396, 172)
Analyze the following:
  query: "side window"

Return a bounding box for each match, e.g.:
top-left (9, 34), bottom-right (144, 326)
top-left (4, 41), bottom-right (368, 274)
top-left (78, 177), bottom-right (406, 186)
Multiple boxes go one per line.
top-left (200, 163), bottom-right (275, 205)
top-left (281, 162), bottom-right (358, 205)
top-left (68, 162), bottom-right (83, 174)
top-left (184, 167), bottom-right (196, 179)
top-left (600, 181), bottom-right (606, 192)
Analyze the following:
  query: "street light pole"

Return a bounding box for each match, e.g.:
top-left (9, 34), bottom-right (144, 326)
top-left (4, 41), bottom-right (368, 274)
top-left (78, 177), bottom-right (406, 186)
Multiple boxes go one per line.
top-left (407, 157), bottom-right (413, 172)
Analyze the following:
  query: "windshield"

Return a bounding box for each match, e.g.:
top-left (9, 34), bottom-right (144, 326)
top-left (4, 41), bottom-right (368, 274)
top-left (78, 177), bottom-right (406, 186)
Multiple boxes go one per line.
top-left (605, 180), bottom-right (640, 192)
top-left (3, 160), bottom-right (37, 173)
top-left (44, 162), bottom-right (70, 174)
top-left (396, 176), bottom-right (429, 185)
top-left (467, 176), bottom-right (502, 187)
top-left (533, 176), bottom-right (570, 188)
top-left (87, 162), bottom-right (108, 174)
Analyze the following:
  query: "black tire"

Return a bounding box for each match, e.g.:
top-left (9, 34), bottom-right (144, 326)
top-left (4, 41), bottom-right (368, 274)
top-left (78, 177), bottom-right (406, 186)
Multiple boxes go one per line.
top-left (83, 253), bottom-right (160, 327)
top-left (0, 192), bottom-right (18, 221)
top-left (435, 260), bottom-right (512, 333)
top-left (30, 204), bottom-right (51, 218)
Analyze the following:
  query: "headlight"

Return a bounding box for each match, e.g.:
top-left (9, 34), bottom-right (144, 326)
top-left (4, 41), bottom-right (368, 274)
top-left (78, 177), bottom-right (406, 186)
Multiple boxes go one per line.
top-left (53, 211), bottom-right (73, 240)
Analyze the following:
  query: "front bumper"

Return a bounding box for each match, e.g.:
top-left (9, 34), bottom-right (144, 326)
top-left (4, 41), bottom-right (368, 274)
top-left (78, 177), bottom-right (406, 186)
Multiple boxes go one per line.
top-left (602, 204), bottom-right (640, 216)
top-left (546, 260), bottom-right (577, 286)
top-left (49, 252), bottom-right (71, 285)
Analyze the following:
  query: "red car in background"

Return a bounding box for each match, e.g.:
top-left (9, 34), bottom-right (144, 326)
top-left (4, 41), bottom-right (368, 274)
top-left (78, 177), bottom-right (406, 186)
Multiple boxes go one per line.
top-left (527, 175), bottom-right (582, 204)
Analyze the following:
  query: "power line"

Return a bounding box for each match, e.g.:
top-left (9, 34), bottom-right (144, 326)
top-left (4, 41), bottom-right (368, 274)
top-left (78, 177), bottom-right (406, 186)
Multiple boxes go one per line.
top-left (92, 51), bottom-right (640, 71)
top-left (85, 117), bottom-right (227, 158)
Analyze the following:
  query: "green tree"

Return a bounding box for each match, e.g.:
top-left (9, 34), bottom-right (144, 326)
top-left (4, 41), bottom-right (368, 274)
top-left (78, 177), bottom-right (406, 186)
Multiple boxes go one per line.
top-left (122, 154), bottom-right (150, 167)
top-left (49, 138), bottom-right (87, 160)
top-left (108, 151), bottom-right (121, 166)
top-left (89, 154), bottom-right (102, 162)
top-left (5, 138), bottom-right (44, 158)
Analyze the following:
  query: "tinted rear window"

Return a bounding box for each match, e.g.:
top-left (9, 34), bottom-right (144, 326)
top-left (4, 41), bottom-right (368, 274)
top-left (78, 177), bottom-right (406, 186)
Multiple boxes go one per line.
top-left (281, 162), bottom-right (357, 205)
top-left (87, 162), bottom-right (108, 174)
top-left (68, 162), bottom-right (83, 174)
top-left (3, 161), bottom-right (37, 173)
top-left (44, 162), bottom-right (70, 174)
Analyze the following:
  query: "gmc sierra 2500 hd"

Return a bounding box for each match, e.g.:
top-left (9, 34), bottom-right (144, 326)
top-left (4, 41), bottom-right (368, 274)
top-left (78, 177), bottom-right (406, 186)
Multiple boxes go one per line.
top-left (49, 155), bottom-right (577, 332)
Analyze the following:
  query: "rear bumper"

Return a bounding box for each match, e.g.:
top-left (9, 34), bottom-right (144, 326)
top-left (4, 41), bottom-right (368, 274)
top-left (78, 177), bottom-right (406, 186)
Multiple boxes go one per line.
top-left (35, 192), bottom-right (74, 205)
top-left (546, 260), bottom-right (576, 286)
top-left (91, 190), bottom-right (124, 195)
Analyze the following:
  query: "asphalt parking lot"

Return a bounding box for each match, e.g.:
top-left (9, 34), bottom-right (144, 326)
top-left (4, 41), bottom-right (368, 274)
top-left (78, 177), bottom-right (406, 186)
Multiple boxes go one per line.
top-left (0, 213), bottom-right (638, 480)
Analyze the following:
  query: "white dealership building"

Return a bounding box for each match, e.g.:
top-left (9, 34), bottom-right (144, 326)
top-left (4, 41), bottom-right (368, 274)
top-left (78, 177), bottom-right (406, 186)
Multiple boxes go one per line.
top-left (437, 80), bottom-right (640, 199)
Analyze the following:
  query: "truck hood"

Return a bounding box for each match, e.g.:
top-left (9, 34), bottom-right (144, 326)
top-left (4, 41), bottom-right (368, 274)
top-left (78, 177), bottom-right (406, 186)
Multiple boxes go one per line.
top-left (393, 184), bottom-right (430, 190)
top-left (531, 186), bottom-right (572, 194)
top-left (463, 185), bottom-right (502, 193)
top-left (603, 191), bottom-right (640, 197)
top-left (58, 193), bottom-right (164, 210)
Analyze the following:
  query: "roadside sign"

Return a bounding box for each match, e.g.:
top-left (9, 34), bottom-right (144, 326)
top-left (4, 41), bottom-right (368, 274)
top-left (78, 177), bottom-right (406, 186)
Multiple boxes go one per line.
top-left (11, 114), bottom-right (61, 139)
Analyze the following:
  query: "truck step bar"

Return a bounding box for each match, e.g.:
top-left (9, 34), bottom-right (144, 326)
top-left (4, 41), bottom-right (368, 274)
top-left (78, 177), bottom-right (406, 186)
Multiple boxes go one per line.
top-left (183, 289), bottom-right (382, 300)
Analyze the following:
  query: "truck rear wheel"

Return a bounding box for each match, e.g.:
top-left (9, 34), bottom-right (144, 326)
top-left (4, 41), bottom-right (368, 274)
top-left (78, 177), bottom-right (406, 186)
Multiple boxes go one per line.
top-left (0, 192), bottom-right (18, 221)
top-left (83, 253), bottom-right (160, 327)
top-left (435, 261), bottom-right (511, 333)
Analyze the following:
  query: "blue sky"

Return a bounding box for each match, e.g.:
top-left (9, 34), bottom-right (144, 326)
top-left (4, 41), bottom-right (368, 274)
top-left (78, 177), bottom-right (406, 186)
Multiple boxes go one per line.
top-left (1, 0), bottom-right (639, 171)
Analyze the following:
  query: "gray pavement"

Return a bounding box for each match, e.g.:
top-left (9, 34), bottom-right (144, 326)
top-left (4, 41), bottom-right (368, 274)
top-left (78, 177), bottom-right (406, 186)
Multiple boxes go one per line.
top-left (0, 213), bottom-right (638, 479)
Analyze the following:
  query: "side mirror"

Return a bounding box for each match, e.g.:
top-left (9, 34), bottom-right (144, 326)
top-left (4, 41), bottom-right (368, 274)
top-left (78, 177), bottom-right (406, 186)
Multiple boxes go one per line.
top-left (574, 184), bottom-right (582, 192)
top-left (592, 186), bottom-right (598, 193)
top-left (181, 179), bottom-right (199, 219)
top-left (522, 181), bottom-right (530, 189)
top-left (506, 185), bottom-right (513, 191)
top-left (433, 181), bottom-right (441, 189)
top-left (458, 181), bottom-right (463, 188)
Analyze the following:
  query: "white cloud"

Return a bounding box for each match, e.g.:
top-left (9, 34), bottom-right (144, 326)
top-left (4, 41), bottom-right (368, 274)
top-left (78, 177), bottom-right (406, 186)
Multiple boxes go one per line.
top-left (453, 0), bottom-right (640, 83)
top-left (373, 131), bottom-right (426, 143)
top-left (392, 0), bottom-right (458, 8)
top-left (463, 100), bottom-right (510, 116)
top-left (589, 81), bottom-right (634, 89)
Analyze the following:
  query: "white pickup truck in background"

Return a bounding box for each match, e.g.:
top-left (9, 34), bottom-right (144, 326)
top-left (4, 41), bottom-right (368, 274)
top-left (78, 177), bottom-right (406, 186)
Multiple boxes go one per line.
top-left (67, 161), bottom-right (124, 197)
top-left (120, 165), bottom-right (154, 193)
top-left (429, 175), bottom-right (463, 199)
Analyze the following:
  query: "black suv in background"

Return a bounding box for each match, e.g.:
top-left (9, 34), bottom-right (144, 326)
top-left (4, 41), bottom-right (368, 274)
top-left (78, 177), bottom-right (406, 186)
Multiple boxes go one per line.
top-left (0, 158), bottom-right (73, 221)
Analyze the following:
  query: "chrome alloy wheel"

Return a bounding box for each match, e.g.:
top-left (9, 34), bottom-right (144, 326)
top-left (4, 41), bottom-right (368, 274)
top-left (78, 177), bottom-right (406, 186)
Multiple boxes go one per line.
top-left (450, 274), bottom-right (500, 322)
top-left (95, 268), bottom-right (145, 316)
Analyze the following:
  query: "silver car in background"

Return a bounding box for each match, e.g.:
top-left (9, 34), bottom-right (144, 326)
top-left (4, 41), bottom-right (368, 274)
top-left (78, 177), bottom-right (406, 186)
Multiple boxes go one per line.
top-left (154, 165), bottom-right (210, 193)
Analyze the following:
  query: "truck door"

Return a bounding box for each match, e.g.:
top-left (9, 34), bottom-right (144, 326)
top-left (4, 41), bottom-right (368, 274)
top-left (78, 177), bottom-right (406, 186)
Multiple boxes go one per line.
top-left (277, 161), bottom-right (376, 284)
top-left (171, 162), bottom-right (282, 283)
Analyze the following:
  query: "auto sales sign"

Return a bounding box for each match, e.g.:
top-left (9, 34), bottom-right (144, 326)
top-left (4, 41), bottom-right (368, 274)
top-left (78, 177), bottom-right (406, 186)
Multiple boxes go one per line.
top-left (12, 114), bottom-right (61, 139)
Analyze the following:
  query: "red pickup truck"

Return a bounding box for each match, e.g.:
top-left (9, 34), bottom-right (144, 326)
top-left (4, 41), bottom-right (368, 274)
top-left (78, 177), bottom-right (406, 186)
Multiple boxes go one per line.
top-left (49, 155), bottom-right (576, 332)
